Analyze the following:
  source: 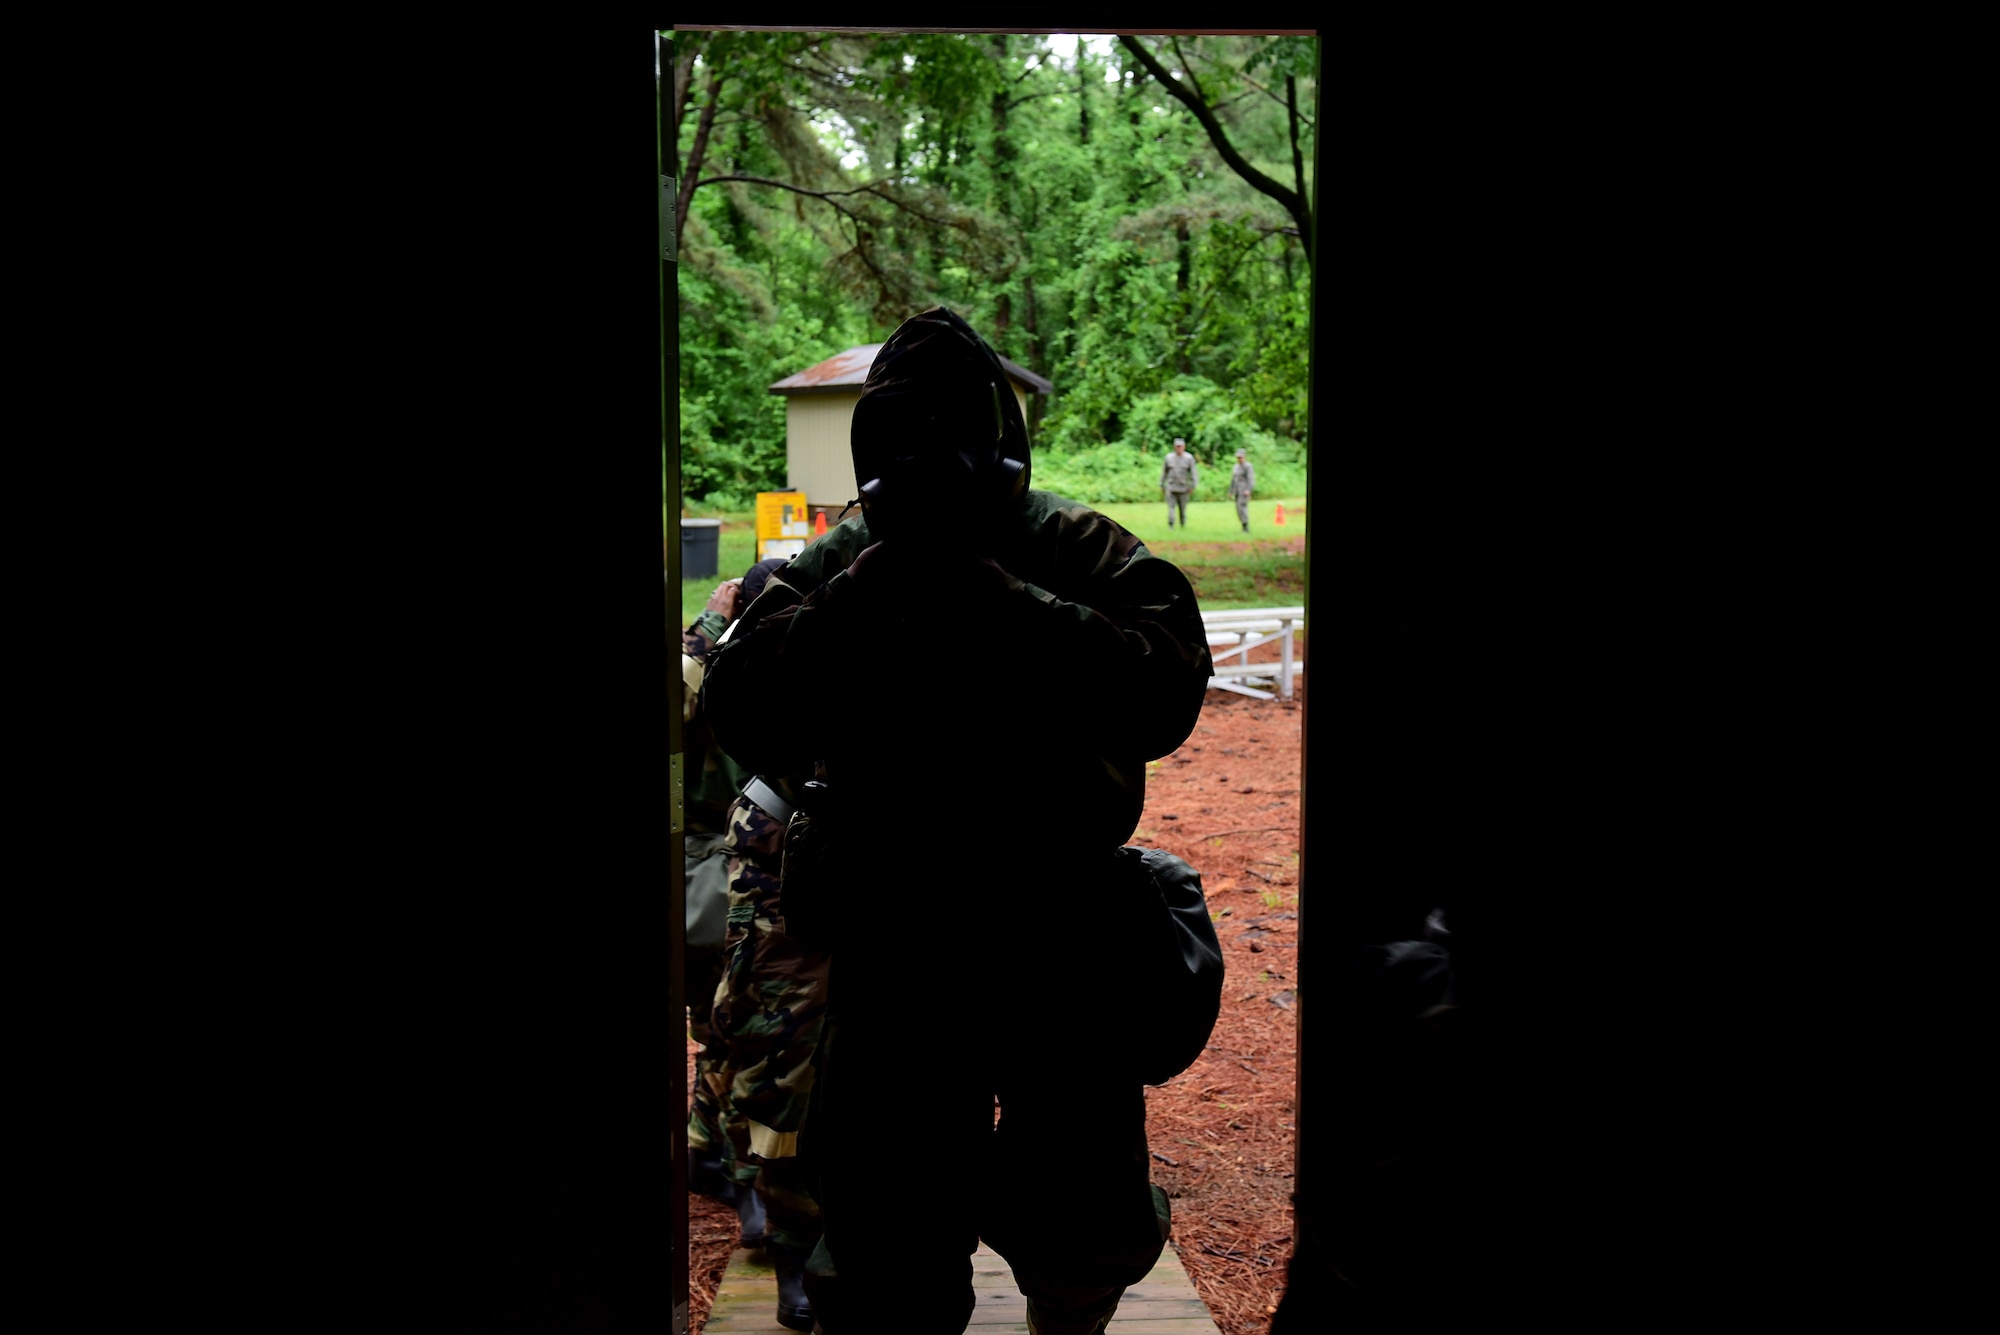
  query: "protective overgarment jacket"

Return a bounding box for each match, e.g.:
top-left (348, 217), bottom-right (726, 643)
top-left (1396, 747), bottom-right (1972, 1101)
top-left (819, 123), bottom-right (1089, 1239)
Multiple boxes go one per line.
top-left (702, 488), bottom-right (1213, 1335)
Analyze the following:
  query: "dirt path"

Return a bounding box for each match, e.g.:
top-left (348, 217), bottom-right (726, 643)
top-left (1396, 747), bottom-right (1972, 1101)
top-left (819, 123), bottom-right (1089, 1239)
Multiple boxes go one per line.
top-left (1129, 673), bottom-right (1303, 1334)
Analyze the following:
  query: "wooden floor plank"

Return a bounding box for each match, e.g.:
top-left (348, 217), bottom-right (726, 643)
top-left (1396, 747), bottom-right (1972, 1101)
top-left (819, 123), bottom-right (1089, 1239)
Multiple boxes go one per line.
top-left (956, 1326), bottom-right (1222, 1335)
top-left (703, 1249), bottom-right (795, 1335)
top-left (702, 1242), bottom-right (1220, 1334)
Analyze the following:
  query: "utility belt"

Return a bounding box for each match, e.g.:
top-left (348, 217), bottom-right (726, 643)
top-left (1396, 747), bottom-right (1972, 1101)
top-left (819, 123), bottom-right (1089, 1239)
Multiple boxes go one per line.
top-left (742, 775), bottom-right (794, 824)
top-left (741, 774), bottom-right (843, 952)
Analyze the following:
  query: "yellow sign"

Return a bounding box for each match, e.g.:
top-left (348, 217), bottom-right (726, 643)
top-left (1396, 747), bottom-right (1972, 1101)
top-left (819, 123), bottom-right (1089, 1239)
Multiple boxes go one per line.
top-left (756, 490), bottom-right (810, 560)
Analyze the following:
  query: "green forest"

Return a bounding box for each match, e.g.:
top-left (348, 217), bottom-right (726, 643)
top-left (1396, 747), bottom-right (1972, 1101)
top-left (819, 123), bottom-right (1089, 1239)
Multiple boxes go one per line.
top-left (666, 31), bottom-right (1317, 512)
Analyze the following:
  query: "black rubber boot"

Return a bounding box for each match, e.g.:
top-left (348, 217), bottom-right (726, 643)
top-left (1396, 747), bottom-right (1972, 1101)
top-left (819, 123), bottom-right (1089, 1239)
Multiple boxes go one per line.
top-left (767, 1243), bottom-right (815, 1332)
top-left (735, 1183), bottom-right (769, 1249)
top-left (687, 1145), bottom-right (737, 1206)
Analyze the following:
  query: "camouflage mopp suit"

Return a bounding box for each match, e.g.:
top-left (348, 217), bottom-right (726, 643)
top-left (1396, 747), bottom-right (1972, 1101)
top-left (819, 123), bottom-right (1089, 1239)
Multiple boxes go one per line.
top-left (706, 781), bottom-right (830, 1257)
top-left (680, 604), bottom-right (747, 1197)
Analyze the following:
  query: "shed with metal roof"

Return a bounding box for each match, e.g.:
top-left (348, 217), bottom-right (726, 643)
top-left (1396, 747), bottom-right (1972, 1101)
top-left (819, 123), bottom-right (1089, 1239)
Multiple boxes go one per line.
top-left (768, 344), bottom-right (1054, 521)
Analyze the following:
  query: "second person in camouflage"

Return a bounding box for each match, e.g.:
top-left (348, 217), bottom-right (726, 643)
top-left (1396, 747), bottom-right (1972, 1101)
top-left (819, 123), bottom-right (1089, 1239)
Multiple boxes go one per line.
top-left (707, 774), bottom-right (828, 1333)
top-left (680, 558), bottom-right (788, 1251)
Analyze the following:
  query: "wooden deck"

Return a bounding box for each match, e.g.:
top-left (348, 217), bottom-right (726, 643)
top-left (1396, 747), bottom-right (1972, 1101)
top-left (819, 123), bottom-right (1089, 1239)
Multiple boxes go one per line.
top-left (702, 1239), bottom-right (1221, 1334)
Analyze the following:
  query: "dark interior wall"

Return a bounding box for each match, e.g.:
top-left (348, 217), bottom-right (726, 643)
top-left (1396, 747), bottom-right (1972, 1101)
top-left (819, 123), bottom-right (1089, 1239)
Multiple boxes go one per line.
top-left (253, 34), bottom-right (692, 1331)
top-left (252, 25), bottom-right (1773, 1330)
top-left (1288, 60), bottom-right (1742, 1317)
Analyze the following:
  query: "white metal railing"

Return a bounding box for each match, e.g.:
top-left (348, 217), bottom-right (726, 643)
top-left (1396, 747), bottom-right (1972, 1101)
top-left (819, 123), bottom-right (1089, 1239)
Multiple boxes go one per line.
top-left (1201, 605), bottom-right (1304, 701)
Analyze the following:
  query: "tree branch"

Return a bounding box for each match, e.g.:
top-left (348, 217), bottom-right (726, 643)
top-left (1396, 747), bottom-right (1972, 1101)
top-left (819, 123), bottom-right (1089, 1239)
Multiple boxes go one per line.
top-left (1004, 88), bottom-right (1064, 113)
top-left (1197, 826), bottom-right (1296, 839)
top-left (1118, 35), bottom-right (1311, 265)
top-left (1183, 228), bottom-right (1282, 342)
top-left (1183, 47), bottom-right (1315, 128)
top-left (696, 175), bottom-right (870, 225)
top-left (677, 58), bottom-right (727, 251)
top-left (693, 175), bottom-right (969, 234)
top-left (674, 48), bottom-right (696, 131)
top-left (1287, 75), bottom-right (1306, 211)
top-left (1169, 37), bottom-right (1208, 106)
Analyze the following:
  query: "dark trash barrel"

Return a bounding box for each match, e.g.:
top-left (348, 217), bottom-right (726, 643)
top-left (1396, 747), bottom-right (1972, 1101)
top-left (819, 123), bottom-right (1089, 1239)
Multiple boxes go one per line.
top-left (682, 518), bottom-right (722, 581)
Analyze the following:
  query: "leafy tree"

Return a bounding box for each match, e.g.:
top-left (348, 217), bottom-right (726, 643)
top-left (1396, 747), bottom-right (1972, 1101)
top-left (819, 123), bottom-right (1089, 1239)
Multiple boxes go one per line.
top-left (662, 32), bottom-right (1317, 509)
top-left (1115, 35), bottom-right (1315, 265)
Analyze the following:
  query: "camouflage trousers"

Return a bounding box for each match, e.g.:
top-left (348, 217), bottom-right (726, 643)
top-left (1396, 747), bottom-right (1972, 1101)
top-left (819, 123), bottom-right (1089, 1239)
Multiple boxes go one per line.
top-left (687, 967), bottom-right (739, 1177)
top-left (708, 792), bottom-right (832, 1254)
top-left (686, 833), bottom-right (740, 1192)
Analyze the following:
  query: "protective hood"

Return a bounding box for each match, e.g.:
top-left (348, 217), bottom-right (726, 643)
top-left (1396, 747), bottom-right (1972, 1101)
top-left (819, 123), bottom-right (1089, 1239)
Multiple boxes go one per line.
top-left (849, 307), bottom-right (1031, 514)
top-left (740, 557), bottom-right (789, 607)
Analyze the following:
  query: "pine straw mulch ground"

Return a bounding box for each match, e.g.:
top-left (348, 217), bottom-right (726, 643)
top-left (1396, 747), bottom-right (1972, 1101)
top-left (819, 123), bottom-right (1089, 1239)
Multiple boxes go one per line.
top-left (686, 660), bottom-right (1305, 1335)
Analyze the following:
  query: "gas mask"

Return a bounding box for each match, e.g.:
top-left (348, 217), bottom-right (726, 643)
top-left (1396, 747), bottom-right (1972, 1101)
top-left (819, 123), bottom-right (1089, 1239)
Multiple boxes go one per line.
top-left (849, 308), bottom-right (1030, 545)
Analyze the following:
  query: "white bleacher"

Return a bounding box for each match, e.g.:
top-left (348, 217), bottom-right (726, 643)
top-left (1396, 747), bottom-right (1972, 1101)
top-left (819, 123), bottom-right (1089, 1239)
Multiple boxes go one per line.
top-left (1201, 605), bottom-right (1304, 701)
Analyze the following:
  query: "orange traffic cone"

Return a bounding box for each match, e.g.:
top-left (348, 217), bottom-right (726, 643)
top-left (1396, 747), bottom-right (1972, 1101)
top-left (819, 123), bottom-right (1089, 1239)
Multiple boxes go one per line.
top-left (1275, 503), bottom-right (1286, 525)
top-left (814, 510), bottom-right (828, 536)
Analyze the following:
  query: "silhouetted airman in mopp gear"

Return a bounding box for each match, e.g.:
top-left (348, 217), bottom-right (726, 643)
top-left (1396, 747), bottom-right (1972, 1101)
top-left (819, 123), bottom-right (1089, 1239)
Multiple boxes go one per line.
top-left (703, 306), bottom-right (1216, 1335)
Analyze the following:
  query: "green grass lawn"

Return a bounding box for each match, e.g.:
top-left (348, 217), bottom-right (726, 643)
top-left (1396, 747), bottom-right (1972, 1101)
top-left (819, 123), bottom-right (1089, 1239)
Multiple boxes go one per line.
top-left (1089, 496), bottom-right (1304, 549)
top-left (671, 497), bottom-right (1306, 626)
